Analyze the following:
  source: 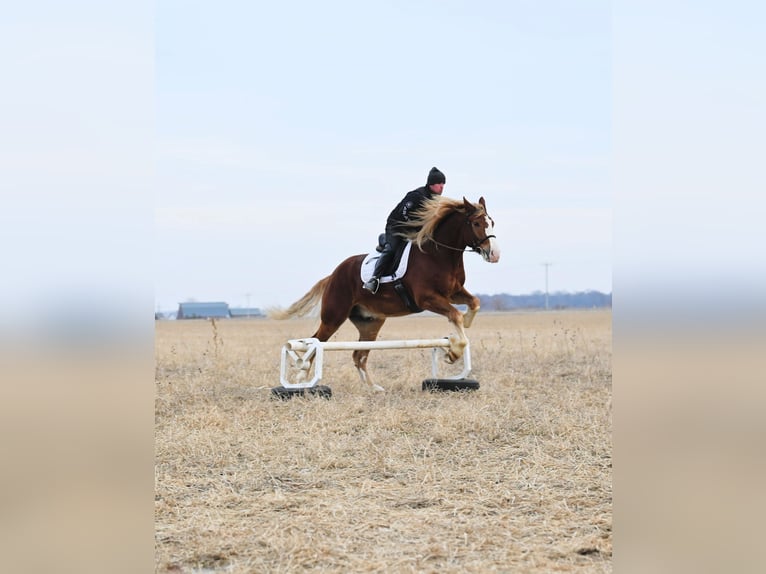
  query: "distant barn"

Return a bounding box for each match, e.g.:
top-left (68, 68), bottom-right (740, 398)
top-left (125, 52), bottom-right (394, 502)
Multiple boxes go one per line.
top-left (176, 302), bottom-right (231, 319)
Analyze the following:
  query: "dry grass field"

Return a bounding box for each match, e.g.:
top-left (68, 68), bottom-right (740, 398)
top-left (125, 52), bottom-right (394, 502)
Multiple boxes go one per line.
top-left (155, 309), bottom-right (612, 573)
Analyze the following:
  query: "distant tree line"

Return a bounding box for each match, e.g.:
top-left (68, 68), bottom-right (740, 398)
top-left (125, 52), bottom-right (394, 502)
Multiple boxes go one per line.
top-left (476, 290), bottom-right (611, 311)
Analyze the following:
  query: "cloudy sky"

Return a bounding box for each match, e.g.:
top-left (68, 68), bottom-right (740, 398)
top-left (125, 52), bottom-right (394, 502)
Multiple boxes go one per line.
top-left (154, 1), bottom-right (611, 311)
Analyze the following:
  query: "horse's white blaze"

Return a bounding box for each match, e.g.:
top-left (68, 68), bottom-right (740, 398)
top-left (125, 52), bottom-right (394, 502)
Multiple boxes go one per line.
top-left (485, 216), bottom-right (500, 263)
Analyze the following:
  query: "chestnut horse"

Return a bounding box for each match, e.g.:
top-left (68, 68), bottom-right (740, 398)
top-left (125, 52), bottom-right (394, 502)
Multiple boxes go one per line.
top-left (270, 196), bottom-right (501, 391)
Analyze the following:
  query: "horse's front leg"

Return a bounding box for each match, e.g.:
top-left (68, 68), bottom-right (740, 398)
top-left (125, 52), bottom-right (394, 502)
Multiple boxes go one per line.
top-left (421, 297), bottom-right (469, 364)
top-left (445, 309), bottom-right (469, 363)
top-left (450, 287), bottom-right (481, 329)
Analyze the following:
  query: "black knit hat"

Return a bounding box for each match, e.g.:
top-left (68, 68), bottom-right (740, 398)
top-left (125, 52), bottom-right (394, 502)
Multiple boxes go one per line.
top-left (426, 167), bottom-right (446, 186)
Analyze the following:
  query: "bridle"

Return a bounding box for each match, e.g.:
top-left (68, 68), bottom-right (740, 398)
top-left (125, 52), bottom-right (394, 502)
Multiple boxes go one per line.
top-left (428, 213), bottom-right (496, 255)
top-left (468, 233), bottom-right (497, 254)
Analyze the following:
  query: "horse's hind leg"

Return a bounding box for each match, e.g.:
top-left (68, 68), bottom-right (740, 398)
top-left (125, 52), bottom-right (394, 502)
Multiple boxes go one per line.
top-left (349, 306), bottom-right (386, 392)
top-left (311, 294), bottom-right (352, 342)
top-left (301, 300), bottom-right (352, 385)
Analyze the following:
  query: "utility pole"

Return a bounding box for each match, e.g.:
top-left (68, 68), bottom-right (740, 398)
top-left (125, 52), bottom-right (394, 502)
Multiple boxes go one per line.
top-left (542, 262), bottom-right (552, 310)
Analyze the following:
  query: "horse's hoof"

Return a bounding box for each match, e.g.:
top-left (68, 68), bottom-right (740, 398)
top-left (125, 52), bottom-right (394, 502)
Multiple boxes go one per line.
top-left (372, 384), bottom-right (385, 392)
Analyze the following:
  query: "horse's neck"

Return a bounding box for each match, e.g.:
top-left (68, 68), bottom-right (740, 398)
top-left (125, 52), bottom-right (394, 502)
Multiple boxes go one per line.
top-left (431, 211), bottom-right (468, 254)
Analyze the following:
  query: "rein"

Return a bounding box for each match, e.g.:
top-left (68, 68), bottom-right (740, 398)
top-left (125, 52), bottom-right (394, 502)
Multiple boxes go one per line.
top-left (428, 214), bottom-right (496, 255)
top-left (429, 236), bottom-right (496, 254)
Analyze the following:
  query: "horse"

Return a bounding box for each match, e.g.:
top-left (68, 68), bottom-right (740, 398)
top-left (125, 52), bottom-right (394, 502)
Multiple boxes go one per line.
top-left (269, 196), bottom-right (501, 391)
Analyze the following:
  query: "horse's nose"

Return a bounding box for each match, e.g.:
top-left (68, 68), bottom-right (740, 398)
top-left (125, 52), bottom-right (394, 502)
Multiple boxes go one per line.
top-left (490, 251), bottom-right (500, 263)
top-left (488, 239), bottom-right (500, 263)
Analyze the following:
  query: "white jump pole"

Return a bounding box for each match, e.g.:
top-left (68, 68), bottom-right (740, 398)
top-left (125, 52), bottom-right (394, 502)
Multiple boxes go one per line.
top-left (279, 337), bottom-right (471, 389)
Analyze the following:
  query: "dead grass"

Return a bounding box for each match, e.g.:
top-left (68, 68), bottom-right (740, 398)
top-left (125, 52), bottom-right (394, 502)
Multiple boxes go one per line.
top-left (156, 310), bottom-right (612, 573)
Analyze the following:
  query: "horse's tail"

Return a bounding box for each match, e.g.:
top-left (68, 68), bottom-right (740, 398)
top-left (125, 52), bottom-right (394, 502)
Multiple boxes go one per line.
top-left (267, 276), bottom-right (331, 320)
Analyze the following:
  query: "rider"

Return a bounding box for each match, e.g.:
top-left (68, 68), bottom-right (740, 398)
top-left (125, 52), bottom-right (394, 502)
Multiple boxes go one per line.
top-left (362, 167), bottom-right (446, 294)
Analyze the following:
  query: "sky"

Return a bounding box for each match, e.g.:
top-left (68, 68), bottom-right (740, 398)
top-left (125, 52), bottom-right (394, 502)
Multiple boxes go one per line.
top-left (3, 2), bottom-right (761, 323)
top-left (154, 1), bottom-right (612, 312)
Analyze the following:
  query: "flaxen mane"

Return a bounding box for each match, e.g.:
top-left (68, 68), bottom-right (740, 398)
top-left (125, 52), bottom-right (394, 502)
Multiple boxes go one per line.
top-left (398, 196), bottom-right (486, 250)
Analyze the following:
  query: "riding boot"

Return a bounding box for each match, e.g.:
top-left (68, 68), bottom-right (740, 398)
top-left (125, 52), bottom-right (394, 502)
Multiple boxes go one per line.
top-left (362, 276), bottom-right (380, 294)
top-left (363, 241), bottom-right (396, 294)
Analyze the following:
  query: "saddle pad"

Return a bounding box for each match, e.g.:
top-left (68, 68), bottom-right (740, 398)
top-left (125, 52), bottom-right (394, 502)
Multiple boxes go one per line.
top-left (360, 242), bottom-right (413, 284)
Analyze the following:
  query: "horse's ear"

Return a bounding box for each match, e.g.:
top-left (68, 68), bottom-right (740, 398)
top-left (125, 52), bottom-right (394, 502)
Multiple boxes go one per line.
top-left (463, 197), bottom-right (475, 213)
top-left (479, 196), bottom-right (486, 209)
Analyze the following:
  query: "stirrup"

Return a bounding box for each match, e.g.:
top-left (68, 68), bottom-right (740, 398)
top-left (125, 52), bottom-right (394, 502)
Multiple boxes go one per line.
top-left (363, 277), bottom-right (380, 294)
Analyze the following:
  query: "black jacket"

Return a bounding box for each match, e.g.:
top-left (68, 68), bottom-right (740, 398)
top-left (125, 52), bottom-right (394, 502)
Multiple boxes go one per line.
top-left (385, 186), bottom-right (434, 232)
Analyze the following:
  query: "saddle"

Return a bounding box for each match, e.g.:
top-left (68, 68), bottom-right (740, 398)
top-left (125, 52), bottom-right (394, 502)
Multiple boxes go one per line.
top-left (361, 236), bottom-right (421, 313)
